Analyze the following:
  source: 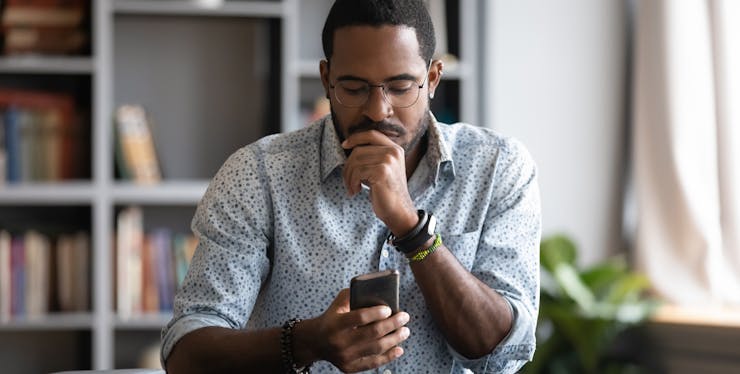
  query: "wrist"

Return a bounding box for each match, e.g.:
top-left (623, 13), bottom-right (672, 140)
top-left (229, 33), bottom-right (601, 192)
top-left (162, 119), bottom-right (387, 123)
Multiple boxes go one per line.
top-left (386, 208), bottom-right (420, 238)
top-left (290, 318), bottom-right (319, 368)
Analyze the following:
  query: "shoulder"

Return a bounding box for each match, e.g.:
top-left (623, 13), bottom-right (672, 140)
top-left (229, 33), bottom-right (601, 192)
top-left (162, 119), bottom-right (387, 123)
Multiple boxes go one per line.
top-left (222, 121), bottom-right (323, 170)
top-left (436, 122), bottom-right (535, 170)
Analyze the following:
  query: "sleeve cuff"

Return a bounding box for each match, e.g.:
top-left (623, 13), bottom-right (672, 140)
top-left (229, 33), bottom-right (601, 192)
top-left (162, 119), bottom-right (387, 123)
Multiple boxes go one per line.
top-left (160, 312), bottom-right (234, 368)
top-left (447, 297), bottom-right (536, 373)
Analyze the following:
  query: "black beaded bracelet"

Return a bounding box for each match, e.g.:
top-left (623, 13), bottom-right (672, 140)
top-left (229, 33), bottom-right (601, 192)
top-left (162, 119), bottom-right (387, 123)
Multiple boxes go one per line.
top-left (280, 318), bottom-right (311, 374)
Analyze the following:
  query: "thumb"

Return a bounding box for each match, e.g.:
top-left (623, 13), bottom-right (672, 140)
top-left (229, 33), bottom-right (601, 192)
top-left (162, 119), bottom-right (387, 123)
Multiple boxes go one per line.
top-left (330, 288), bottom-right (351, 313)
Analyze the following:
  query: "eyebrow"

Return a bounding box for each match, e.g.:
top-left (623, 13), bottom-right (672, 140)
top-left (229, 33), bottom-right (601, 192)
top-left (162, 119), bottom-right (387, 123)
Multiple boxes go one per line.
top-left (336, 73), bottom-right (419, 83)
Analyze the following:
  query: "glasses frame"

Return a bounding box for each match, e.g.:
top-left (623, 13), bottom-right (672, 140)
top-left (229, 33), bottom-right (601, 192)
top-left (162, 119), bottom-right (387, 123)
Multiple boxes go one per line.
top-left (328, 61), bottom-right (432, 109)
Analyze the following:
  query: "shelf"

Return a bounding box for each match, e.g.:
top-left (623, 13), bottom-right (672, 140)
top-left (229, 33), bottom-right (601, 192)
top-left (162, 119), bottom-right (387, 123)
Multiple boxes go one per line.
top-left (113, 0), bottom-right (285, 18)
top-left (112, 181), bottom-right (209, 204)
top-left (295, 59), bottom-right (472, 80)
top-left (114, 312), bottom-right (172, 330)
top-left (0, 312), bottom-right (94, 331)
top-left (0, 56), bottom-right (95, 75)
top-left (0, 182), bottom-right (95, 204)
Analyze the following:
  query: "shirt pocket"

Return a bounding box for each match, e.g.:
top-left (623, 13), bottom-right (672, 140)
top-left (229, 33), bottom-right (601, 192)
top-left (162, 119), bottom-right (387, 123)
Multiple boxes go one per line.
top-left (441, 230), bottom-right (480, 271)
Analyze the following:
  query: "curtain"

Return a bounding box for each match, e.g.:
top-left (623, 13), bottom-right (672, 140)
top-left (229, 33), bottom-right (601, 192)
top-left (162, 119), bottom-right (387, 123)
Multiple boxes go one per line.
top-left (633, 0), bottom-right (740, 305)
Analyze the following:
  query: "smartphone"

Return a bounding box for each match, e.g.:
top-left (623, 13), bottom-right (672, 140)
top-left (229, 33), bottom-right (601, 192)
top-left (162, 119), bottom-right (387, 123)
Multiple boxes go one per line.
top-left (350, 269), bottom-right (400, 313)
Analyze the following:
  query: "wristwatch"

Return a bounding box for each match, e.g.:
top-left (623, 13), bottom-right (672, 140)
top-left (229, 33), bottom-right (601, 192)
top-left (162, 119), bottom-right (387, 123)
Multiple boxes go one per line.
top-left (388, 210), bottom-right (437, 254)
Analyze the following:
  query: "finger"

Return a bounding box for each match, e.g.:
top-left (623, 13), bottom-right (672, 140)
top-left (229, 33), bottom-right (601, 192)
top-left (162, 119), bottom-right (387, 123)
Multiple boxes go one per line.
top-left (354, 312), bottom-right (410, 341)
top-left (344, 346), bottom-right (405, 373)
top-left (345, 164), bottom-right (377, 196)
top-left (351, 325), bottom-right (410, 358)
top-left (340, 305), bottom-right (393, 327)
top-left (342, 130), bottom-right (397, 149)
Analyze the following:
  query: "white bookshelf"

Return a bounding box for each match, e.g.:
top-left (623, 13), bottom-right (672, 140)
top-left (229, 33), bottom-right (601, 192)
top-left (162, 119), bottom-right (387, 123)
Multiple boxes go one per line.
top-left (0, 0), bottom-right (482, 371)
top-left (0, 56), bottom-right (95, 75)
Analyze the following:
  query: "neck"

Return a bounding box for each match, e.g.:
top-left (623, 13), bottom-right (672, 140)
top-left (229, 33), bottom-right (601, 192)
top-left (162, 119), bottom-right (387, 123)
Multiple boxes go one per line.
top-left (404, 133), bottom-right (428, 179)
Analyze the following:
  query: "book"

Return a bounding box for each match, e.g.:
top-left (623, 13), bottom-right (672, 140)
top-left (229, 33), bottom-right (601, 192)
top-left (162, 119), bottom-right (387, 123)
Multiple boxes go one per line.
top-left (57, 231), bottom-right (89, 312)
top-left (10, 235), bottom-right (24, 317)
top-left (141, 236), bottom-right (159, 313)
top-left (2, 0), bottom-right (85, 28)
top-left (173, 233), bottom-right (197, 287)
top-left (0, 231), bottom-right (11, 321)
top-left (3, 107), bottom-right (22, 183)
top-left (24, 230), bottom-right (50, 317)
top-left (115, 105), bottom-right (162, 184)
top-left (3, 26), bottom-right (87, 55)
top-left (116, 206), bottom-right (144, 319)
top-left (151, 228), bottom-right (174, 311)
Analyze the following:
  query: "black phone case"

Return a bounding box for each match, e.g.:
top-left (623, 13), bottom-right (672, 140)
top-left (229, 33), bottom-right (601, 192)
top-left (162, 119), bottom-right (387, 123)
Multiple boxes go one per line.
top-left (350, 269), bottom-right (400, 313)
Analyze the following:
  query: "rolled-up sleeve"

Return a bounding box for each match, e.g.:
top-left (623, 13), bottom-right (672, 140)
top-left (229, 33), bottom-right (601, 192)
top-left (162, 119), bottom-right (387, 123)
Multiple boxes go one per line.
top-left (160, 146), bottom-right (273, 366)
top-left (450, 138), bottom-right (541, 373)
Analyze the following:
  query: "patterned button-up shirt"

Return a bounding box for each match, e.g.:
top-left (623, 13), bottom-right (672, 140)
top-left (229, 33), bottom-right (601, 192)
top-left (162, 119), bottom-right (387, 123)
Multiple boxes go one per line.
top-left (162, 114), bottom-right (541, 373)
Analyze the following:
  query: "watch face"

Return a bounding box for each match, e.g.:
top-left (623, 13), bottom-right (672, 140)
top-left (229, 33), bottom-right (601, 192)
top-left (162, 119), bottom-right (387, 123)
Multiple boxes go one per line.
top-left (426, 214), bottom-right (437, 235)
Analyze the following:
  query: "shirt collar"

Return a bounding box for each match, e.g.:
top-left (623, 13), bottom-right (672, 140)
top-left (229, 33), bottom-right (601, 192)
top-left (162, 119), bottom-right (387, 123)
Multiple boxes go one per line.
top-left (319, 112), bottom-right (455, 183)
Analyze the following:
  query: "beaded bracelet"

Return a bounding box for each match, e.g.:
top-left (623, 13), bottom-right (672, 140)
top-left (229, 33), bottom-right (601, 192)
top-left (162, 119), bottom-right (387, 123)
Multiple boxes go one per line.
top-left (408, 233), bottom-right (442, 263)
top-left (280, 318), bottom-right (311, 373)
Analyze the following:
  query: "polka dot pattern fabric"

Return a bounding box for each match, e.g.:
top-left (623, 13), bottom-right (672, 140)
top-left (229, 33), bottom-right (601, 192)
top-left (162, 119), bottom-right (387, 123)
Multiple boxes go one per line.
top-left (161, 114), bottom-right (541, 373)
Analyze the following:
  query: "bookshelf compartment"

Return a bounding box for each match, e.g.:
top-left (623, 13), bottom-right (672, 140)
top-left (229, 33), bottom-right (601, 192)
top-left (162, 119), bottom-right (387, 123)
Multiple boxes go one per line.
top-left (0, 206), bottom-right (93, 322)
top-left (113, 205), bottom-right (197, 320)
top-left (0, 330), bottom-right (91, 373)
top-left (113, 14), bottom-right (281, 181)
top-left (0, 74), bottom-right (93, 183)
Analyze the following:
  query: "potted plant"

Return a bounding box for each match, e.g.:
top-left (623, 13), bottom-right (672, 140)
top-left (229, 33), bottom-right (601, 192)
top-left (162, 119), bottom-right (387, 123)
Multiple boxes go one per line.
top-left (523, 235), bottom-right (659, 374)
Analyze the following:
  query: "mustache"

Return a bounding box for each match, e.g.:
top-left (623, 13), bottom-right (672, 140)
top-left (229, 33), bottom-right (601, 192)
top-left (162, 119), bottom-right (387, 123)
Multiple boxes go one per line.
top-left (347, 118), bottom-right (407, 137)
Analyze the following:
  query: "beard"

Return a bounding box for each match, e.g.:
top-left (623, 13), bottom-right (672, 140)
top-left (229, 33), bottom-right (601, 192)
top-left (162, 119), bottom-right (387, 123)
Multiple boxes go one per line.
top-left (331, 106), bottom-right (431, 157)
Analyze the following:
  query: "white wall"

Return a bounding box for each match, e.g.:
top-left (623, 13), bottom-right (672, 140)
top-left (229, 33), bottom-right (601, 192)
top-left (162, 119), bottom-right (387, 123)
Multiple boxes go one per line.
top-left (483, 0), bottom-right (628, 265)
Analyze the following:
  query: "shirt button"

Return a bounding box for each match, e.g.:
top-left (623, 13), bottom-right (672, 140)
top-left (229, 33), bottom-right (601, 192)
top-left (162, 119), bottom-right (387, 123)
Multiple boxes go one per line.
top-left (381, 249), bottom-right (390, 258)
top-left (383, 370), bottom-right (392, 374)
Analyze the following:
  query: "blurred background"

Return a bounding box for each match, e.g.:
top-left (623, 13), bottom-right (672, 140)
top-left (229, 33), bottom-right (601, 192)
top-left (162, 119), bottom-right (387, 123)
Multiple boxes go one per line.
top-left (0, 0), bottom-right (738, 373)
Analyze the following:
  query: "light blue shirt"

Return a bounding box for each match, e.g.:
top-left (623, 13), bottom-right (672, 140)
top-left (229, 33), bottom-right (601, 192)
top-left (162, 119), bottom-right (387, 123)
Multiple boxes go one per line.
top-left (162, 114), bottom-right (541, 373)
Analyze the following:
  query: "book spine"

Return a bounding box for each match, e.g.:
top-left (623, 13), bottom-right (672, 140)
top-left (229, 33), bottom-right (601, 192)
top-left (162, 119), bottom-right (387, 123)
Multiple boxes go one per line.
top-left (4, 107), bottom-right (21, 183)
top-left (0, 231), bottom-right (11, 322)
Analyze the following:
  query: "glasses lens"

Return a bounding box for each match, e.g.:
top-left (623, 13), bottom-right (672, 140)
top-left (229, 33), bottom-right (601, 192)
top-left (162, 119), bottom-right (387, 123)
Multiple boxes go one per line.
top-left (335, 81), bottom-right (369, 107)
top-left (385, 80), bottom-right (420, 108)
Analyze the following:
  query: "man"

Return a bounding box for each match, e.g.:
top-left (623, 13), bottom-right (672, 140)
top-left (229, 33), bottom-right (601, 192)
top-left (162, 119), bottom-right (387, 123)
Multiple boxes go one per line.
top-left (162, 0), bottom-right (540, 372)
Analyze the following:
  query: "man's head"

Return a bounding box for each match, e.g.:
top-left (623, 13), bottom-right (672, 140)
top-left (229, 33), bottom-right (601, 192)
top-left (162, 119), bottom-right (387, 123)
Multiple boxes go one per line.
top-left (319, 0), bottom-right (444, 156)
top-left (322, 0), bottom-right (436, 63)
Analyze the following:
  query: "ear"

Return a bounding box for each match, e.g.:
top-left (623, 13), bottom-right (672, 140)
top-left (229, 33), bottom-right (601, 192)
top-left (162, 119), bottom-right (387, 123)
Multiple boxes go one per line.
top-left (320, 59), bottom-right (331, 99)
top-left (427, 59), bottom-right (444, 99)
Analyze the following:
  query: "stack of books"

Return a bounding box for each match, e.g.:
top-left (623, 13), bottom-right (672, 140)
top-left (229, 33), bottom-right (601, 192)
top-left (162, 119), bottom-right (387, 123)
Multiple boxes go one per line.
top-left (0, 89), bottom-right (85, 183)
top-left (116, 206), bottom-right (198, 318)
top-left (0, 229), bottom-right (90, 322)
top-left (1, 0), bottom-right (88, 56)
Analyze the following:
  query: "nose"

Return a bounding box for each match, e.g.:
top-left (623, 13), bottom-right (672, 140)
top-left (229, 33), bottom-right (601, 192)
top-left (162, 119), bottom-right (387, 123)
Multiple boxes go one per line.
top-left (362, 86), bottom-right (394, 122)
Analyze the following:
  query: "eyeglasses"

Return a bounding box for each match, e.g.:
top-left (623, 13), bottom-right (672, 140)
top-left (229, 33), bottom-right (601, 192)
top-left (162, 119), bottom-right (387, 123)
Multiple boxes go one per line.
top-left (329, 64), bottom-right (431, 109)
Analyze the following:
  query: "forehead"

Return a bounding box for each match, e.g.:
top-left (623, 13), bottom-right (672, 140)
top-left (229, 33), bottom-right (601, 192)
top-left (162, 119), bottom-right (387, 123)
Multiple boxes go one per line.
top-left (330, 25), bottom-right (427, 79)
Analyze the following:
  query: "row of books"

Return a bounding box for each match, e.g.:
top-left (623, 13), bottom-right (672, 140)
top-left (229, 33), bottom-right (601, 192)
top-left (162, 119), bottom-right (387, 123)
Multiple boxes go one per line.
top-left (116, 206), bottom-right (197, 318)
top-left (0, 230), bottom-right (90, 321)
top-left (0, 89), bottom-right (85, 183)
top-left (1, 0), bottom-right (89, 56)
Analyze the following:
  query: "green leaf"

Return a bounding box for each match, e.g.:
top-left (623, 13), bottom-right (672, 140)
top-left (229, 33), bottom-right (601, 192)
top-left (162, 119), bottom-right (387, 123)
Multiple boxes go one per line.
top-left (540, 235), bottom-right (578, 274)
top-left (605, 273), bottom-right (651, 304)
top-left (552, 262), bottom-right (596, 311)
top-left (580, 259), bottom-right (627, 297)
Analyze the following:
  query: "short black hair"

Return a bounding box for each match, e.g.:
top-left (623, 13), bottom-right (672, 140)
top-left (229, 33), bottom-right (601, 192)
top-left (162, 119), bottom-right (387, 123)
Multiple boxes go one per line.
top-left (322, 0), bottom-right (436, 63)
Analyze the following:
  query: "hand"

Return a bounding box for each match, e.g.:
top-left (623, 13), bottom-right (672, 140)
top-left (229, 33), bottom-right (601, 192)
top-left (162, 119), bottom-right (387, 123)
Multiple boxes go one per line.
top-left (301, 289), bottom-right (410, 373)
top-left (342, 130), bottom-right (418, 234)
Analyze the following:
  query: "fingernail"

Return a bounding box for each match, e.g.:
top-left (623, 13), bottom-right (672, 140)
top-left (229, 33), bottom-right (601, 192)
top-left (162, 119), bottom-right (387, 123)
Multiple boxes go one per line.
top-left (341, 140), bottom-right (348, 147)
top-left (381, 306), bottom-right (392, 317)
top-left (401, 327), bottom-right (410, 339)
top-left (400, 312), bottom-right (410, 324)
